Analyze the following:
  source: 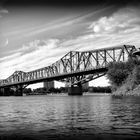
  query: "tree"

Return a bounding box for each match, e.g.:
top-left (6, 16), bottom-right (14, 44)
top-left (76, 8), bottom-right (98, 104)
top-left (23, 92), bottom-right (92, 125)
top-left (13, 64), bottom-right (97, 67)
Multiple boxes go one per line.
top-left (107, 62), bottom-right (130, 87)
top-left (107, 58), bottom-right (140, 91)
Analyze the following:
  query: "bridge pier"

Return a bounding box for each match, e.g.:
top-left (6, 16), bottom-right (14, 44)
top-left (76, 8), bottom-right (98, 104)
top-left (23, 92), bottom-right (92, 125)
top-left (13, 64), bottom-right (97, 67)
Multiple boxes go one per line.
top-left (68, 84), bottom-right (83, 95)
top-left (0, 87), bottom-right (11, 96)
top-left (0, 88), bottom-right (4, 96)
top-left (0, 85), bottom-right (23, 96)
top-left (14, 85), bottom-right (23, 96)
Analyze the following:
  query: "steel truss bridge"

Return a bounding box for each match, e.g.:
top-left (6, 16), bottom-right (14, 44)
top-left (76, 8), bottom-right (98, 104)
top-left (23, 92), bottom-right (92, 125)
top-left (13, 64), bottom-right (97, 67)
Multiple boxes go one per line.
top-left (0, 45), bottom-right (137, 95)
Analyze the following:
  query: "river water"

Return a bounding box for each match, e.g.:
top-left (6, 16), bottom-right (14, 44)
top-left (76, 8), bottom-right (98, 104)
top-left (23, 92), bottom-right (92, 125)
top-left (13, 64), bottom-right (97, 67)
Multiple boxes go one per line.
top-left (0, 94), bottom-right (140, 140)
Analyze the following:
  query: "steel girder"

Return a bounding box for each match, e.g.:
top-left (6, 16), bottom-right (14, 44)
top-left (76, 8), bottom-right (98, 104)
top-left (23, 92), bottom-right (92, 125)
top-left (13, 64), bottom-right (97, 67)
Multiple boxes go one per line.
top-left (0, 45), bottom-right (136, 87)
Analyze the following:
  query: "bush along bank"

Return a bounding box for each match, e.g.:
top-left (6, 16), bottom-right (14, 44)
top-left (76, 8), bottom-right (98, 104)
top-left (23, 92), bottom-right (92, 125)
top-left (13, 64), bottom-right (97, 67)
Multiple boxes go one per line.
top-left (107, 58), bottom-right (140, 96)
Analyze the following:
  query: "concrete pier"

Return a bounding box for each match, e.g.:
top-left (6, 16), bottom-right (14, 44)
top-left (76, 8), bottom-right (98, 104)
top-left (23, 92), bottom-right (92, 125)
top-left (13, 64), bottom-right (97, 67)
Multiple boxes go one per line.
top-left (14, 85), bottom-right (23, 96)
top-left (68, 85), bottom-right (82, 95)
top-left (0, 85), bottom-right (24, 96)
top-left (0, 87), bottom-right (11, 96)
top-left (0, 88), bottom-right (4, 96)
top-left (43, 81), bottom-right (54, 91)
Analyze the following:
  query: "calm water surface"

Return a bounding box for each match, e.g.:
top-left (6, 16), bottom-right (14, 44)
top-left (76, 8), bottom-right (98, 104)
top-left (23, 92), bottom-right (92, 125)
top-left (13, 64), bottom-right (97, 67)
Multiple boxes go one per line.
top-left (0, 93), bottom-right (140, 140)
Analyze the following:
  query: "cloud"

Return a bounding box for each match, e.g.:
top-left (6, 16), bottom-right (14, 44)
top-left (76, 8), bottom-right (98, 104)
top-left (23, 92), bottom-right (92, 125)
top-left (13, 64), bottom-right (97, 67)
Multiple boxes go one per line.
top-left (0, 9), bottom-right (9, 48)
top-left (0, 9), bottom-right (8, 14)
top-left (0, 39), bottom-right (69, 78)
top-left (59, 6), bottom-right (140, 52)
top-left (4, 6), bottom-right (111, 39)
top-left (0, 9), bottom-right (8, 18)
top-left (4, 38), bottom-right (8, 46)
top-left (0, 33), bottom-right (9, 47)
top-left (88, 7), bottom-right (140, 34)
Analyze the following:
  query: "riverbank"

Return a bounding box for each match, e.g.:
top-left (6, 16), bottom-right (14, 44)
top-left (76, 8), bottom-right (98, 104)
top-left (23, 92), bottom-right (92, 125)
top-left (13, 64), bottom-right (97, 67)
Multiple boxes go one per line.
top-left (112, 84), bottom-right (140, 96)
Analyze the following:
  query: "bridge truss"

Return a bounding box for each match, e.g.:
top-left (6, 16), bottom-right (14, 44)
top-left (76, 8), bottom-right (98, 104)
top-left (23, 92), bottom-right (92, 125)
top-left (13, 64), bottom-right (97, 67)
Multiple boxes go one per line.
top-left (0, 45), bottom-right (136, 90)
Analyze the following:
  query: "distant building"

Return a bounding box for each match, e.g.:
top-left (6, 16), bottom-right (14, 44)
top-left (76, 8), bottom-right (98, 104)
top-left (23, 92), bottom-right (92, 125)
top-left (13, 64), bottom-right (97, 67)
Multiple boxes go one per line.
top-left (65, 82), bottom-right (89, 89)
top-left (43, 81), bottom-right (54, 90)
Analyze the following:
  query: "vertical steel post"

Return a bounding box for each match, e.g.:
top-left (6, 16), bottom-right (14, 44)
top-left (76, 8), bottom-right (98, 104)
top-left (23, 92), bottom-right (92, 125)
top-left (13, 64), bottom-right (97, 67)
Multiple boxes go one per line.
top-left (104, 50), bottom-right (107, 66)
top-left (113, 49), bottom-right (115, 61)
top-left (96, 51), bottom-right (99, 67)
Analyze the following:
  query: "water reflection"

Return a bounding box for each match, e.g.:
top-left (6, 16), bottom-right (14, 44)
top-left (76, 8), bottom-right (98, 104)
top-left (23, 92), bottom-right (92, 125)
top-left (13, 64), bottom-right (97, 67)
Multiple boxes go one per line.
top-left (0, 95), bottom-right (140, 139)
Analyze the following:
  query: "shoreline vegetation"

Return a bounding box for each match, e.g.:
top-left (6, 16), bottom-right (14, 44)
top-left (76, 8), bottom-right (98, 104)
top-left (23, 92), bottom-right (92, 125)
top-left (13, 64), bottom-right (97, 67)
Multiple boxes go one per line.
top-left (107, 57), bottom-right (140, 96)
top-left (24, 86), bottom-right (111, 95)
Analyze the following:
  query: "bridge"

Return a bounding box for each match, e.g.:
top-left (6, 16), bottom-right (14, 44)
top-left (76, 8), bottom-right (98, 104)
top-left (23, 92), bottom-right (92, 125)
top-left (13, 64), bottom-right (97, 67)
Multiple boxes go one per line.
top-left (0, 45), bottom-right (137, 96)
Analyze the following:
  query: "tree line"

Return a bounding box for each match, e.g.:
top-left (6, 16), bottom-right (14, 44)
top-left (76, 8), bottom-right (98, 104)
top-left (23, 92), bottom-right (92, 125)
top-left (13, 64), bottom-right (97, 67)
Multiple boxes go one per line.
top-left (23, 86), bottom-right (111, 95)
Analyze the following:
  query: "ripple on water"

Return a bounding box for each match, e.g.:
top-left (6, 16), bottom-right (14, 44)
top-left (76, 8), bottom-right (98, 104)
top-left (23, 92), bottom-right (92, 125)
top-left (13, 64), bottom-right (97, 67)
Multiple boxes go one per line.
top-left (0, 95), bottom-right (140, 139)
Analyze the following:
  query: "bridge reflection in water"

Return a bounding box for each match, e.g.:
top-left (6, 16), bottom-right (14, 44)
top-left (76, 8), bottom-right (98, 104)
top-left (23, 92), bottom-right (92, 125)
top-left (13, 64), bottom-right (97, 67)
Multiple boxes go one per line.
top-left (0, 45), bottom-right (137, 96)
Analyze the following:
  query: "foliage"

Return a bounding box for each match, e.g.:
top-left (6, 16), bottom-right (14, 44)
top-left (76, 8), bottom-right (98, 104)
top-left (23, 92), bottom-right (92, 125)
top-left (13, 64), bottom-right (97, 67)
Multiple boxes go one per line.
top-left (23, 86), bottom-right (111, 95)
top-left (24, 87), bottom-right (68, 95)
top-left (107, 58), bottom-right (140, 93)
top-left (24, 88), bottom-right (32, 94)
top-left (107, 59), bottom-right (135, 88)
top-left (88, 86), bottom-right (111, 93)
top-left (126, 65), bottom-right (140, 90)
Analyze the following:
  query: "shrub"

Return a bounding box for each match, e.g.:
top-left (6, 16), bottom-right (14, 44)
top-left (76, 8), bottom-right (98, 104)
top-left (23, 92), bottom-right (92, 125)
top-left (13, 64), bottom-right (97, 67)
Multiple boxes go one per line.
top-left (107, 59), bottom-right (140, 91)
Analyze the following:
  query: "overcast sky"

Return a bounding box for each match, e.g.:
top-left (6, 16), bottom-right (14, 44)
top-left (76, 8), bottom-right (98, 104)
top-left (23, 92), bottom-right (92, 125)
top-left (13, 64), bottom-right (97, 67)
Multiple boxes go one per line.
top-left (0, 0), bottom-right (140, 88)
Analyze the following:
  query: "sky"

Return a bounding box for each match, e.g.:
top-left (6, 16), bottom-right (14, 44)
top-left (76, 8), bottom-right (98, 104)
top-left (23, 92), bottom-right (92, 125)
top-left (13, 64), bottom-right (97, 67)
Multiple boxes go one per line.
top-left (0, 0), bottom-right (140, 88)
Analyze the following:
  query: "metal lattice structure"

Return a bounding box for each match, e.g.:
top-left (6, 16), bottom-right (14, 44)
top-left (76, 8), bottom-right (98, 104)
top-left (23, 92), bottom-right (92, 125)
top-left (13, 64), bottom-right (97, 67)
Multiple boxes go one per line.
top-left (0, 45), bottom-right (136, 88)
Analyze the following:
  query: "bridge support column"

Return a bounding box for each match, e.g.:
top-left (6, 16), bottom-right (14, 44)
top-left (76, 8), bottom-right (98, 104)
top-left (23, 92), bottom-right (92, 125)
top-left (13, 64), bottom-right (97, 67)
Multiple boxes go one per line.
top-left (14, 85), bottom-right (23, 96)
top-left (68, 84), bottom-right (83, 95)
top-left (5, 87), bottom-right (11, 96)
top-left (0, 88), bottom-right (4, 96)
top-left (43, 80), bottom-right (54, 92)
top-left (0, 87), bottom-right (10, 96)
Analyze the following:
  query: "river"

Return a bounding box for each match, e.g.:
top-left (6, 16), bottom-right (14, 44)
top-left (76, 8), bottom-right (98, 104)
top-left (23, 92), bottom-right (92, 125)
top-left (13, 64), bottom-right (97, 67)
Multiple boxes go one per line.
top-left (0, 93), bottom-right (140, 140)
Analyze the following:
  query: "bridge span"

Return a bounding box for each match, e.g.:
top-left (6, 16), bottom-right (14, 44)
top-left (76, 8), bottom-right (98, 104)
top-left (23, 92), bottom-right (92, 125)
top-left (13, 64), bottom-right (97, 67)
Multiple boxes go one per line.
top-left (0, 45), bottom-right (137, 96)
